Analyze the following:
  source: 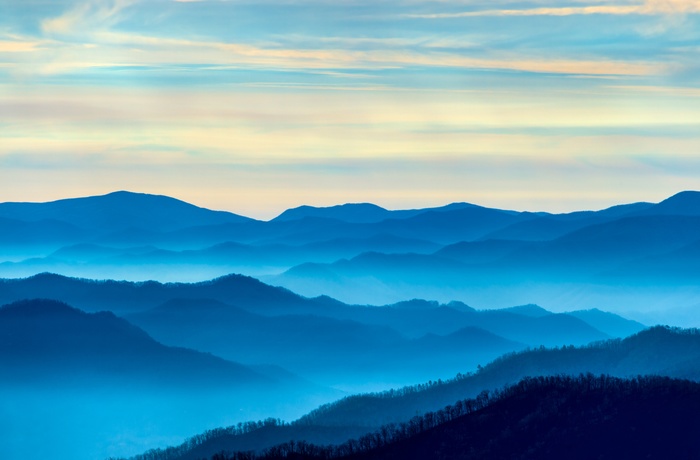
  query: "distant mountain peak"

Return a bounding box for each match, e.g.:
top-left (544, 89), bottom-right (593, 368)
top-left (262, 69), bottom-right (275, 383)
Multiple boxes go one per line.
top-left (499, 304), bottom-right (551, 317)
top-left (639, 190), bottom-right (700, 216)
top-left (98, 190), bottom-right (158, 198)
top-left (389, 299), bottom-right (440, 310)
top-left (446, 300), bottom-right (476, 312)
top-left (22, 272), bottom-right (74, 283)
top-left (273, 203), bottom-right (390, 223)
top-left (667, 190), bottom-right (700, 199)
top-left (0, 191), bottom-right (253, 233)
top-left (271, 200), bottom-right (500, 224)
top-left (203, 272), bottom-right (267, 287)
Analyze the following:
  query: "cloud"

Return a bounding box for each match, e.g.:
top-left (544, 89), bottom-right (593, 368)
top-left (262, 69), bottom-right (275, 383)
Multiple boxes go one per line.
top-left (41, 0), bottom-right (135, 35)
top-left (405, 0), bottom-right (700, 18)
top-left (0, 40), bottom-right (43, 53)
top-left (25, 30), bottom-right (657, 77)
top-left (11, 0), bottom-right (668, 80)
top-left (645, 0), bottom-right (700, 14)
top-left (609, 85), bottom-right (700, 97)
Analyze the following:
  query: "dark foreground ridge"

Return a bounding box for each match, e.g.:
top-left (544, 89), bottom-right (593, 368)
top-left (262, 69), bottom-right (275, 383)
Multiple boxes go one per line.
top-left (165, 374), bottom-right (700, 460)
top-left (128, 326), bottom-right (700, 460)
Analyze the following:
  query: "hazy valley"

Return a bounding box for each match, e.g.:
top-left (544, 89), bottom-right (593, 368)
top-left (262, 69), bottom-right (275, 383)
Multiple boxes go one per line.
top-left (2, 191), bottom-right (700, 459)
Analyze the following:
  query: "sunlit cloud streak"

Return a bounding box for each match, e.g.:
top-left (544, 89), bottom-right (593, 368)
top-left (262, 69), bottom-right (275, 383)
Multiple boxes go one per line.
top-left (3, 30), bottom-right (664, 77)
top-left (404, 0), bottom-right (700, 18)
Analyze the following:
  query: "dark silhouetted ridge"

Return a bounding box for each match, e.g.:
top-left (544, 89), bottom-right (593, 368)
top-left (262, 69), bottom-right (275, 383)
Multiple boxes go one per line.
top-left (315, 375), bottom-right (700, 460)
top-left (150, 375), bottom-right (700, 460)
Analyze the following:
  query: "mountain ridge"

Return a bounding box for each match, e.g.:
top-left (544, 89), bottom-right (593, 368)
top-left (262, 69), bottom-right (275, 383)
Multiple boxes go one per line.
top-left (0, 298), bottom-right (273, 387)
top-left (0, 191), bottom-right (254, 233)
top-left (3, 190), bottom-right (694, 226)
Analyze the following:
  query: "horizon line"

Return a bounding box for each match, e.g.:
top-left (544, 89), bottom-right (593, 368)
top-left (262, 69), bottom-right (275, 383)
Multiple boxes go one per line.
top-left (0, 188), bottom-right (693, 221)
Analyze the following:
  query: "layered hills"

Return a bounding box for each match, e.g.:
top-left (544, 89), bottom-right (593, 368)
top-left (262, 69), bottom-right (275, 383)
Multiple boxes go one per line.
top-left (1, 190), bottom-right (698, 460)
top-left (1, 190), bottom-right (699, 322)
top-left (0, 273), bottom-right (644, 387)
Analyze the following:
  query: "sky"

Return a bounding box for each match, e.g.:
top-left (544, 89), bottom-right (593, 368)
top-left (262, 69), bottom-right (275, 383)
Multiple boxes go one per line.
top-left (1, 0), bottom-right (699, 219)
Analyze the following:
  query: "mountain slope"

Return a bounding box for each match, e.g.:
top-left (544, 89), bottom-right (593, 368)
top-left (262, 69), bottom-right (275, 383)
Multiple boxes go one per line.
top-left (481, 201), bottom-right (653, 241)
top-left (295, 326), bottom-right (697, 428)
top-left (308, 375), bottom-right (700, 460)
top-left (126, 298), bottom-right (524, 387)
top-left (34, 235), bottom-right (441, 269)
top-left (0, 274), bottom-right (611, 351)
top-left (567, 308), bottom-right (646, 338)
top-left (0, 299), bottom-right (340, 460)
top-left (434, 239), bottom-right (531, 264)
top-left (273, 212), bottom-right (700, 305)
top-left (0, 191), bottom-right (252, 233)
top-left (371, 206), bottom-right (530, 243)
top-left (0, 299), bottom-right (271, 387)
top-left (0, 272), bottom-right (329, 314)
top-left (0, 216), bottom-right (89, 250)
top-left (165, 375), bottom-right (698, 460)
top-left (635, 190), bottom-right (700, 216)
top-left (144, 327), bottom-right (700, 460)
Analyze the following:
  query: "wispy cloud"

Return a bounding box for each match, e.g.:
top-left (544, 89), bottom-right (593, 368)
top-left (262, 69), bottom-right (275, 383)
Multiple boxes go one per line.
top-left (0, 0), bottom-right (666, 81)
top-left (610, 85), bottom-right (700, 97)
top-left (10, 29), bottom-right (663, 77)
top-left (405, 0), bottom-right (700, 18)
top-left (41, 0), bottom-right (136, 35)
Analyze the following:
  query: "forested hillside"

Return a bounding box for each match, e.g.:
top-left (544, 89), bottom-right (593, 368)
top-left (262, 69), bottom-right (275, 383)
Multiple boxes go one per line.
top-left (148, 374), bottom-right (700, 460)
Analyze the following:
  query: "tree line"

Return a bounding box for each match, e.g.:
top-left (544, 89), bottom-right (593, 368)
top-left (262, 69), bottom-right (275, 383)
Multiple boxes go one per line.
top-left (122, 326), bottom-right (700, 460)
top-left (206, 373), bottom-right (700, 460)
